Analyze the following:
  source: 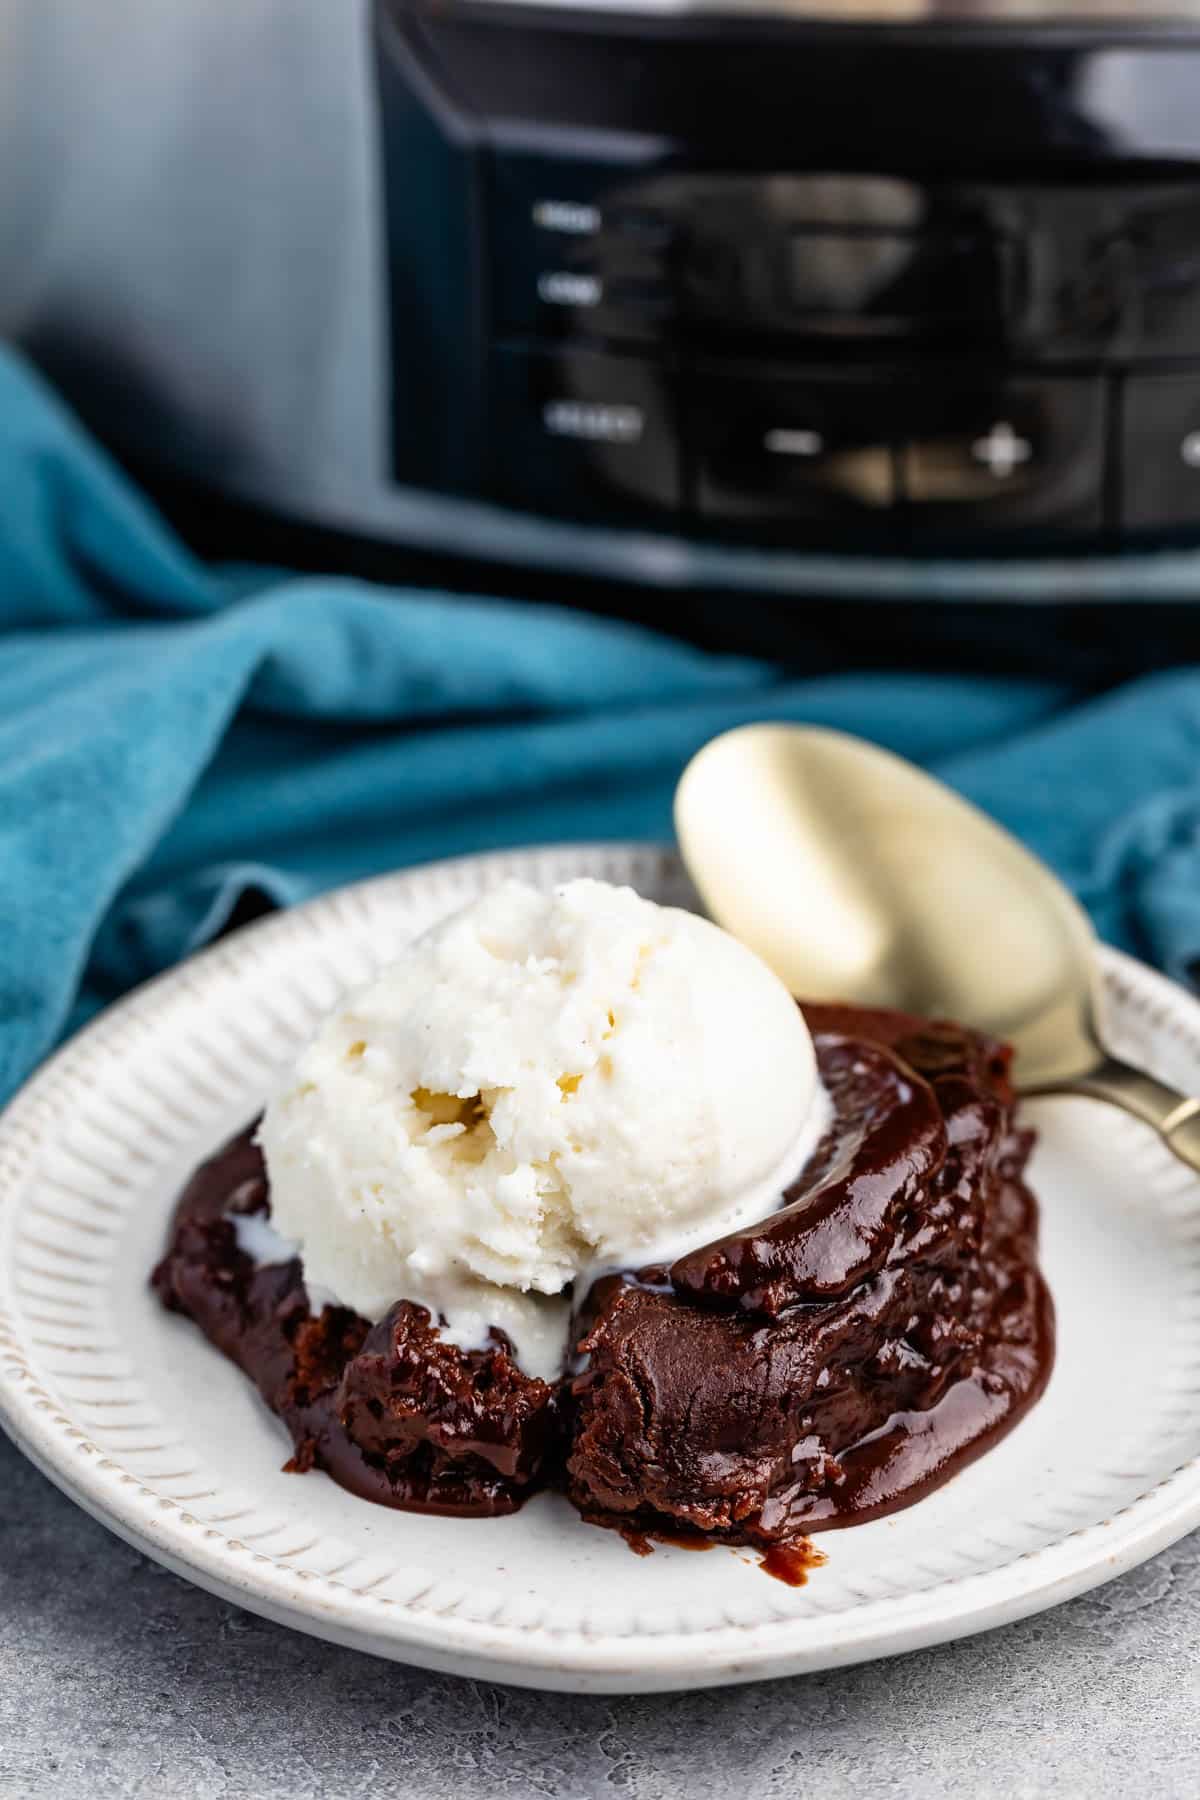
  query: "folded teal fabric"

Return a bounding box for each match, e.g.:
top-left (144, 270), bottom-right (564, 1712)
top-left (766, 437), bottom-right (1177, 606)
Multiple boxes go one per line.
top-left (1, 345), bottom-right (1197, 1106)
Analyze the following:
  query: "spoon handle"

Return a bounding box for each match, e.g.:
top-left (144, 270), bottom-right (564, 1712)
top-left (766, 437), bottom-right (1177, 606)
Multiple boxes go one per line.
top-left (1037, 1056), bottom-right (1200, 1175)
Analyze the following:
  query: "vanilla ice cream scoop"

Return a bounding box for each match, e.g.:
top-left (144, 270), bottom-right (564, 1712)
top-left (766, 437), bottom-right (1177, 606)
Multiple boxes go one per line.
top-left (257, 878), bottom-right (828, 1378)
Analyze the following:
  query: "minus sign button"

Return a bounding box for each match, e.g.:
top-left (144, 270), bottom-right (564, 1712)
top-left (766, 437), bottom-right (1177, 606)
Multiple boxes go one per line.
top-left (763, 427), bottom-right (825, 458)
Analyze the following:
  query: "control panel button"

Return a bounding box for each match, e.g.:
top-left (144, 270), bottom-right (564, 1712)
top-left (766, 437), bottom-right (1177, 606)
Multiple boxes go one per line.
top-left (536, 269), bottom-right (604, 310)
top-left (491, 155), bottom-right (675, 343)
top-left (530, 198), bottom-right (602, 237)
top-left (490, 349), bottom-right (680, 520)
top-left (900, 377), bottom-right (1106, 538)
top-left (689, 367), bottom-right (901, 535)
top-left (1120, 370), bottom-right (1200, 532)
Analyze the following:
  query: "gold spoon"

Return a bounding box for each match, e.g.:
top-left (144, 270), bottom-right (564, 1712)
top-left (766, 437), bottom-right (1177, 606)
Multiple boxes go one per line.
top-left (675, 722), bottom-right (1200, 1173)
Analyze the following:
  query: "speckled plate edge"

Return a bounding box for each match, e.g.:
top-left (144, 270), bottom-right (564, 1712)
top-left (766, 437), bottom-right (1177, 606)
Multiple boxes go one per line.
top-left (3, 842), bottom-right (1200, 1694)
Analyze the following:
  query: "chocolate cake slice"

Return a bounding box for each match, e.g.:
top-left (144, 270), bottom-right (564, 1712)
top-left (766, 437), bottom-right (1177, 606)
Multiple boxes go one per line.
top-left (152, 1131), bottom-right (557, 1517)
top-left (153, 1003), bottom-right (1053, 1540)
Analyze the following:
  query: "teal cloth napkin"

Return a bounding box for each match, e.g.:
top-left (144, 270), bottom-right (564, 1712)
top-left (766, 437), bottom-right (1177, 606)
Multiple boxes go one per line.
top-left (2, 345), bottom-right (1199, 1106)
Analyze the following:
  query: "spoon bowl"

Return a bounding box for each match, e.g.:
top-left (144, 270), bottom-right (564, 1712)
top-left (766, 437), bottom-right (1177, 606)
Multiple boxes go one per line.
top-left (675, 723), bottom-right (1200, 1170)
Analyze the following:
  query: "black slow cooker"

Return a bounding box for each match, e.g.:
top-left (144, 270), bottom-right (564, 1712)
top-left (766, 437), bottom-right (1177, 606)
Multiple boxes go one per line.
top-left (9, 1), bottom-right (1200, 609)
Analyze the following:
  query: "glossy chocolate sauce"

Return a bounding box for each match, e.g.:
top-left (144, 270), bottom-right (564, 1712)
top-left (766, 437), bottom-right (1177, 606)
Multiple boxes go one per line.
top-left (152, 1004), bottom-right (1054, 1545)
top-left (759, 1541), bottom-right (828, 1587)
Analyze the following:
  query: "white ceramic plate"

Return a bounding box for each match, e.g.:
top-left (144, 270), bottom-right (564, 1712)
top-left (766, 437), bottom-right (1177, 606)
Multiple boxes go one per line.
top-left (3, 844), bottom-right (1200, 1694)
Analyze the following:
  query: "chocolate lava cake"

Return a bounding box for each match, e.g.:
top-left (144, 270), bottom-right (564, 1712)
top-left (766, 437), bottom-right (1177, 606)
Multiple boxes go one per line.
top-left (152, 1003), bottom-right (1054, 1545)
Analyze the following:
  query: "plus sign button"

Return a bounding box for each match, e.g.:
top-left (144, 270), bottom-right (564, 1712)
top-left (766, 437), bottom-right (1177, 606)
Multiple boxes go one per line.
top-left (970, 421), bottom-right (1034, 480)
top-left (900, 377), bottom-right (1106, 539)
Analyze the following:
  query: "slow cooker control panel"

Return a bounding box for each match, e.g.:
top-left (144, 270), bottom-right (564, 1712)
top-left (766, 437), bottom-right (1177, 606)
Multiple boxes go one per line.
top-left (374, 1), bottom-right (1200, 555)
top-left (486, 162), bottom-right (1200, 548)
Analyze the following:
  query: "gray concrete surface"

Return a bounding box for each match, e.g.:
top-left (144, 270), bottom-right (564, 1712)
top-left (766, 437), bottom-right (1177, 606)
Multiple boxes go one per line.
top-left (2, 1425), bottom-right (1199, 1800)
